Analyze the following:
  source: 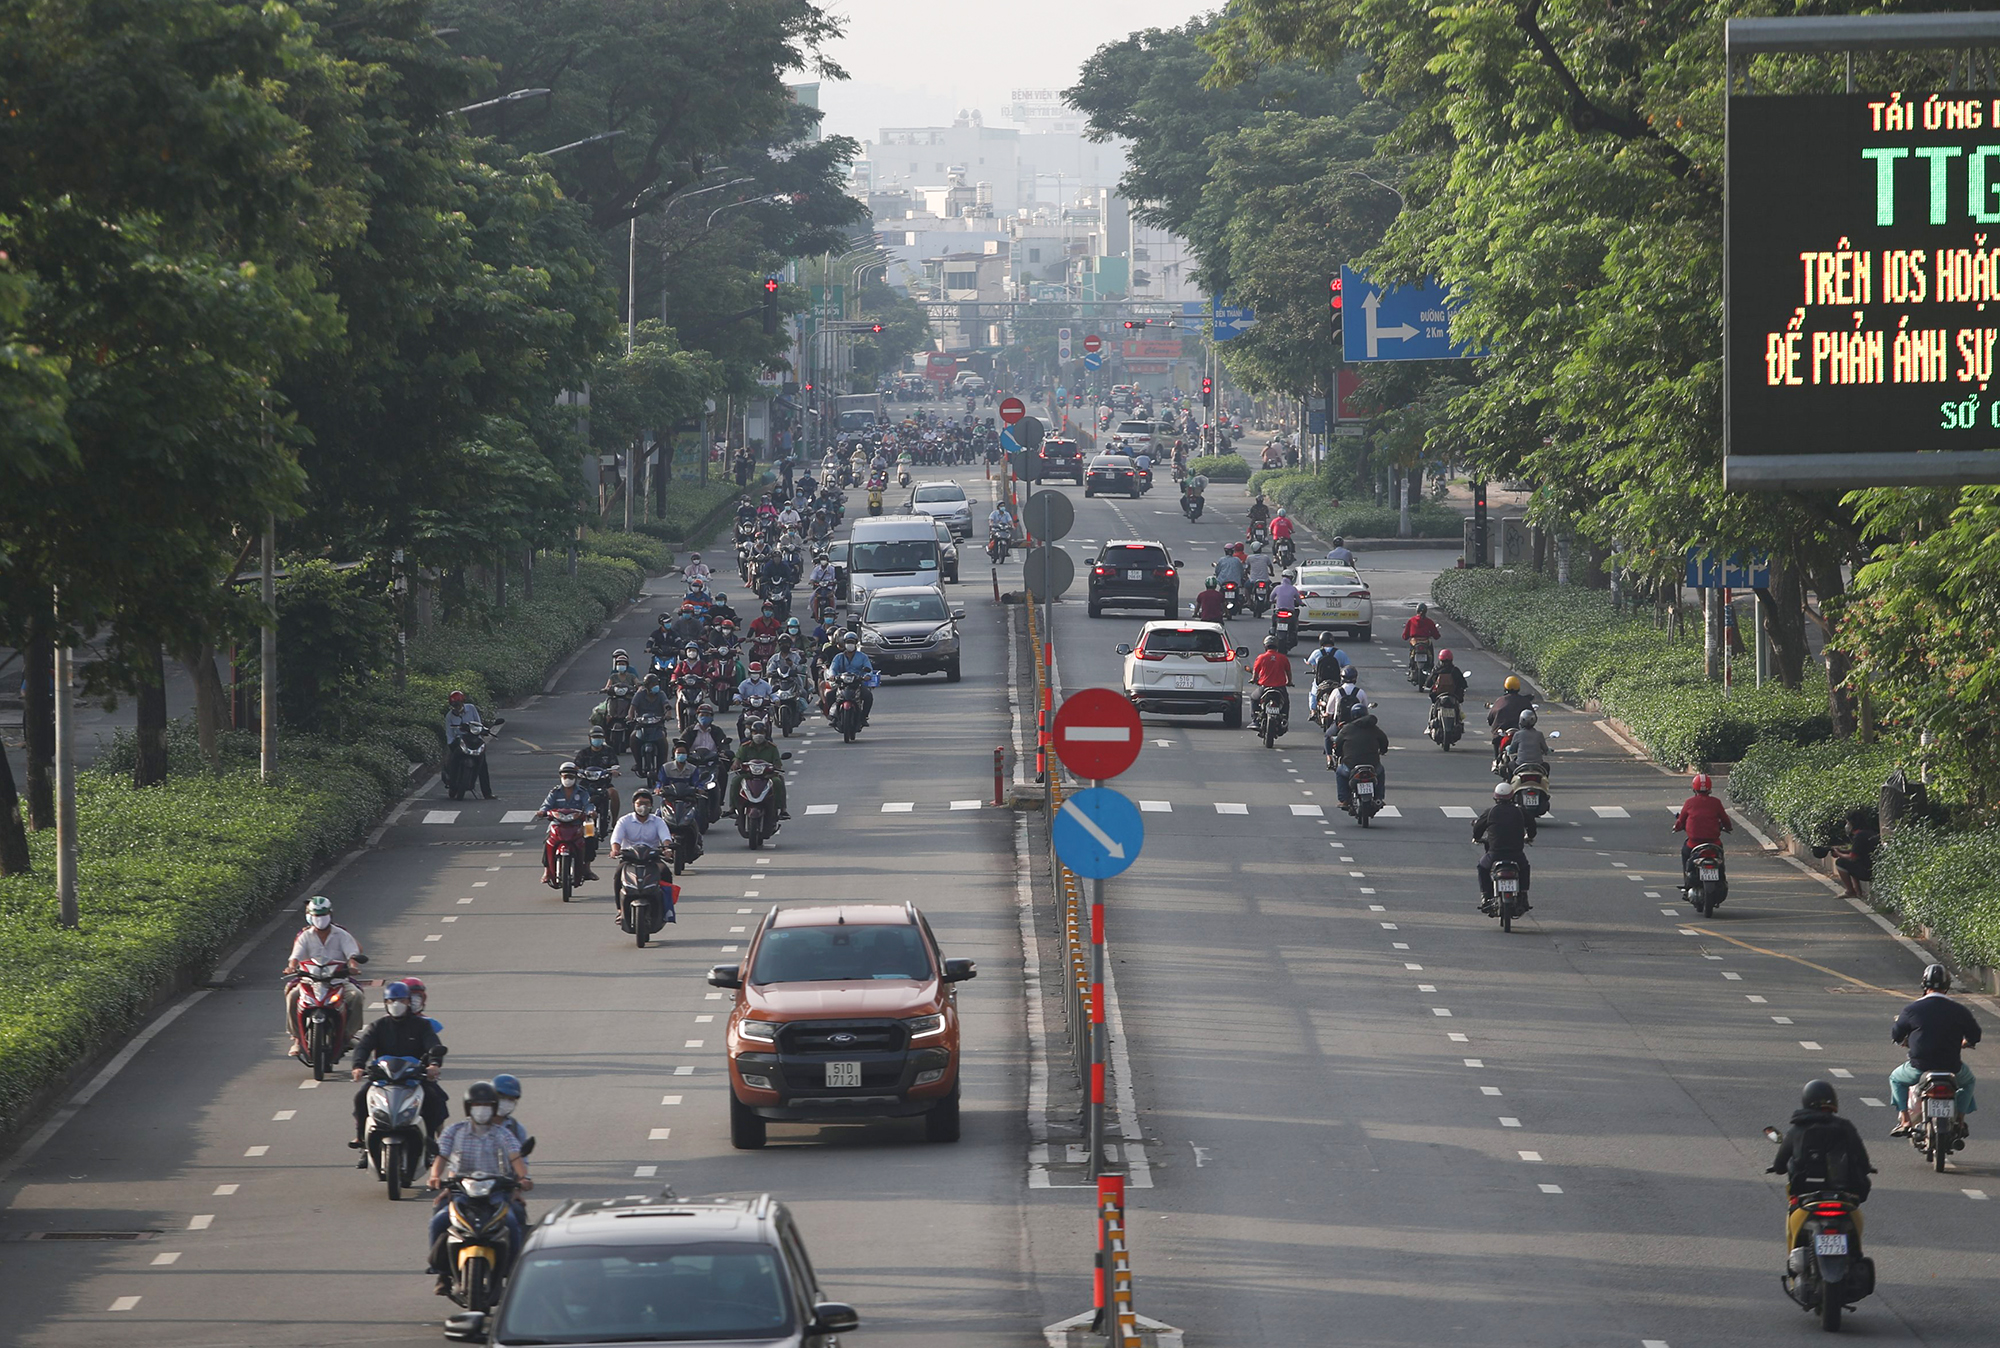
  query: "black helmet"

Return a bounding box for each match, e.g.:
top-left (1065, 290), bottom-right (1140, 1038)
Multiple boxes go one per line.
top-left (1800, 1079), bottom-right (1839, 1112)
top-left (464, 1080), bottom-right (501, 1112)
top-left (1921, 963), bottom-right (1952, 992)
top-left (1318, 631), bottom-right (1336, 645)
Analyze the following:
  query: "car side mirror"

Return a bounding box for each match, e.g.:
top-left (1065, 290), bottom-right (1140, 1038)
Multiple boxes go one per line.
top-left (443, 1312), bottom-right (489, 1342)
top-left (952, 608), bottom-right (967, 621)
top-left (1236, 649), bottom-right (1250, 662)
top-left (1115, 644), bottom-right (1133, 656)
top-left (1172, 559), bottom-right (1183, 568)
top-left (943, 957), bottom-right (978, 982)
top-left (707, 964), bottom-right (743, 989)
top-left (811, 1302), bottom-right (861, 1335)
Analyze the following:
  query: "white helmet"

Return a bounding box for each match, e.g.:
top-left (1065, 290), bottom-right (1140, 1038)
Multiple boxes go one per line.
top-left (1492, 782), bottom-right (1515, 800)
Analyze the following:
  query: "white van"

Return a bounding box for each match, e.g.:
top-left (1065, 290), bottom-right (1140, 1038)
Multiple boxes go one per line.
top-left (836, 517), bottom-right (944, 612)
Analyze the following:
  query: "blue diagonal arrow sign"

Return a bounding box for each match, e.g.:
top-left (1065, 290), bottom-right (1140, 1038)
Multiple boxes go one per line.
top-left (1051, 787), bottom-right (1144, 879)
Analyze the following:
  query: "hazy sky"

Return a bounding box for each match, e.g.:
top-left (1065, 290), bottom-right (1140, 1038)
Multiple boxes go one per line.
top-left (814, 0), bottom-right (1214, 146)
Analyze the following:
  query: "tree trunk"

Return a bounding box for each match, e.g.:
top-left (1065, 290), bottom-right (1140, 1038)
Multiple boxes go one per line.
top-left (176, 642), bottom-right (226, 770)
top-left (0, 738), bottom-right (31, 874)
top-left (1753, 560), bottom-right (1808, 689)
top-left (1807, 556), bottom-right (1857, 736)
top-left (23, 613), bottom-right (55, 829)
top-left (133, 642), bottom-right (169, 787)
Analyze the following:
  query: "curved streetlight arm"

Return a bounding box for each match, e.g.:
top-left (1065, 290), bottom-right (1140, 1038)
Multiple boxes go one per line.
top-left (453, 88), bottom-right (550, 116)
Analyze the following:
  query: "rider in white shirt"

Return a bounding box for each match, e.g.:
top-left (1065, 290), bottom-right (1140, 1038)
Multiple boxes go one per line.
top-left (683, 553), bottom-right (713, 586)
top-left (988, 505), bottom-right (1016, 537)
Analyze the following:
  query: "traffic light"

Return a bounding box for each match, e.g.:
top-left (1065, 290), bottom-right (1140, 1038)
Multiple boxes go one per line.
top-left (762, 277), bottom-right (780, 335)
top-left (869, 323), bottom-right (884, 334)
top-left (1201, 375), bottom-right (1213, 408)
top-left (1123, 320), bottom-right (1138, 329)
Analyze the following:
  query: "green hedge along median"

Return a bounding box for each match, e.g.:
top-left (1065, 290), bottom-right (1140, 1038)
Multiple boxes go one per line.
top-left (1430, 567), bottom-right (1831, 767)
top-left (1188, 453), bottom-right (1251, 483)
top-left (1249, 465), bottom-right (1462, 539)
top-left (1875, 824), bottom-right (2000, 975)
top-left (0, 549), bottom-right (651, 1140)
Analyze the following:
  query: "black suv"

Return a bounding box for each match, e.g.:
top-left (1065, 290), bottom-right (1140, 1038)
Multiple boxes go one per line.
top-left (1037, 437), bottom-right (1084, 483)
top-left (1087, 540), bottom-right (1181, 618)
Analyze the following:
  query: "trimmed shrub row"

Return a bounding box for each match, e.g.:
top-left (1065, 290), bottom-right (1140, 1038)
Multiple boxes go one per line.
top-left (0, 545), bottom-right (656, 1139)
top-left (1727, 738), bottom-right (1903, 849)
top-left (1189, 453), bottom-right (1251, 482)
top-left (1249, 465), bottom-right (1461, 539)
top-left (1430, 567), bottom-right (1832, 767)
top-left (1876, 825), bottom-right (2000, 974)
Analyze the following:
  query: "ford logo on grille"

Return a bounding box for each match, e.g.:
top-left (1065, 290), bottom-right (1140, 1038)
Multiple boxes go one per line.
top-left (829, 1033), bottom-right (856, 1045)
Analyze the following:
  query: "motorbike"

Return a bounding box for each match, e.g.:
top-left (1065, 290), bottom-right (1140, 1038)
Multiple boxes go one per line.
top-left (812, 583), bottom-right (838, 622)
top-left (1682, 839), bottom-right (1729, 917)
top-left (443, 720), bottom-right (502, 800)
top-left (1766, 1126), bottom-right (1875, 1331)
top-left (1488, 857), bottom-right (1527, 932)
top-left (440, 1169), bottom-right (525, 1314)
top-left (736, 694), bottom-right (775, 742)
top-left (1248, 578), bottom-right (1273, 618)
top-left (1251, 685), bottom-right (1290, 749)
top-left (599, 691), bottom-right (633, 754)
top-left (829, 672), bottom-right (868, 743)
top-left (1407, 638), bottom-right (1435, 687)
top-left (543, 807), bottom-right (590, 902)
top-left (773, 676), bottom-right (806, 737)
top-left (1427, 694), bottom-right (1465, 749)
top-left (578, 765), bottom-right (618, 839)
top-left (1273, 536), bottom-right (1296, 568)
top-left (360, 1055), bottom-right (434, 1201)
top-left (1269, 607), bottom-right (1300, 654)
top-left (661, 784), bottom-right (706, 873)
top-left (1348, 762), bottom-right (1384, 828)
top-left (1219, 579), bottom-right (1243, 617)
top-left (988, 525), bottom-right (1012, 565)
top-left (289, 956), bottom-right (365, 1081)
top-left (1908, 1069), bottom-right (1970, 1172)
top-left (687, 747), bottom-right (728, 823)
top-left (1510, 764), bottom-right (1551, 819)
top-left (734, 759), bottom-right (788, 849)
top-left (631, 712), bottom-right (668, 778)
top-left (616, 844), bottom-right (671, 947)
top-left (898, 468), bottom-right (912, 488)
top-left (1181, 490), bottom-right (1204, 522)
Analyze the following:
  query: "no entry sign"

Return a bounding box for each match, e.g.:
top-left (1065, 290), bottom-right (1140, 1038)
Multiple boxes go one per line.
top-left (998, 396), bottom-right (1025, 425)
top-left (1083, 334), bottom-right (1103, 354)
top-left (1053, 687), bottom-right (1142, 780)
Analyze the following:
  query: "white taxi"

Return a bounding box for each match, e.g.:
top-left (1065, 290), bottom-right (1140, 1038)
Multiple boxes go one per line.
top-left (1295, 564), bottom-right (1374, 641)
top-left (1115, 620), bottom-right (1247, 728)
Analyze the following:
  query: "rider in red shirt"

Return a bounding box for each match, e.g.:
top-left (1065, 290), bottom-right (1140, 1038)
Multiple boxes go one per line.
top-left (1191, 578), bottom-right (1228, 622)
top-left (1251, 636), bottom-right (1293, 720)
top-left (1269, 509), bottom-right (1294, 541)
top-left (1402, 604), bottom-right (1441, 642)
top-left (1672, 773), bottom-right (1733, 886)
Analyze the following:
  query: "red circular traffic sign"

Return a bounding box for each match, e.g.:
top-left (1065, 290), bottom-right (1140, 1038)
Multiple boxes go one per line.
top-left (998, 396), bottom-right (1026, 425)
top-left (1083, 334), bottom-right (1103, 354)
top-left (1053, 687), bottom-right (1143, 780)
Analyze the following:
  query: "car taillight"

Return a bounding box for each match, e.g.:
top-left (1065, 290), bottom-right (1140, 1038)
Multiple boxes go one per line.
top-left (1349, 589), bottom-right (1371, 599)
top-left (1133, 649), bottom-right (1165, 661)
top-left (1161, 568), bottom-right (1175, 577)
top-left (1302, 590), bottom-right (1320, 600)
top-left (1205, 650), bottom-right (1234, 662)
top-left (1093, 566), bottom-right (1111, 575)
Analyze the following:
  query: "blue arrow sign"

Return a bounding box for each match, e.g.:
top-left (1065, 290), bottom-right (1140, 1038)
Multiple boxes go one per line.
top-left (1182, 299), bottom-right (1257, 342)
top-left (1683, 550), bottom-right (1771, 590)
top-left (1340, 266), bottom-right (1477, 362)
top-left (1051, 787), bottom-right (1144, 879)
top-left (1084, 351), bottom-right (1102, 370)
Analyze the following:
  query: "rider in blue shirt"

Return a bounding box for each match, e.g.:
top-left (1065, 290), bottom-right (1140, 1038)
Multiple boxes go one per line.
top-left (825, 634), bottom-right (877, 723)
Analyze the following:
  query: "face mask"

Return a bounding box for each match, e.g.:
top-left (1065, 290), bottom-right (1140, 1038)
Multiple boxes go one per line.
top-left (614, 662), bottom-right (628, 672)
top-left (497, 1098), bottom-right (516, 1118)
top-left (698, 716), bottom-right (712, 726)
top-left (469, 1105), bottom-right (495, 1124)
top-left (673, 752), bottom-right (688, 764)
top-left (560, 776), bottom-right (576, 787)
top-left (310, 914), bottom-right (332, 930)
top-left (636, 803), bottom-right (652, 816)
top-left (387, 1002), bottom-right (410, 1018)
top-left (590, 737), bottom-right (605, 748)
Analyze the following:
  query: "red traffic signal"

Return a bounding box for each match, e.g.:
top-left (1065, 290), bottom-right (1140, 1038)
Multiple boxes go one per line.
top-left (869, 323), bottom-right (884, 333)
top-left (763, 277), bottom-right (780, 293)
top-left (1123, 320), bottom-right (1138, 329)
top-left (1329, 275), bottom-right (1343, 312)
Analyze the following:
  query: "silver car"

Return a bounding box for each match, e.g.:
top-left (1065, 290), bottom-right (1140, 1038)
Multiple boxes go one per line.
top-left (859, 585), bottom-right (964, 682)
top-left (446, 1191), bottom-right (857, 1347)
top-left (906, 480), bottom-right (973, 537)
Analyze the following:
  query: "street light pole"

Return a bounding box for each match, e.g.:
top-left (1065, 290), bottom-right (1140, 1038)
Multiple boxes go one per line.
top-left (52, 587), bottom-right (76, 928)
top-left (260, 513), bottom-right (276, 783)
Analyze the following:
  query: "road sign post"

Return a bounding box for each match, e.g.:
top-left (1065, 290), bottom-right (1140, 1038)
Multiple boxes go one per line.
top-left (1051, 782), bottom-right (1143, 1181)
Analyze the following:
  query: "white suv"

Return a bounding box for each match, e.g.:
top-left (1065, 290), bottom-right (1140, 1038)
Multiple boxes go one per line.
top-left (1115, 621), bottom-right (1247, 728)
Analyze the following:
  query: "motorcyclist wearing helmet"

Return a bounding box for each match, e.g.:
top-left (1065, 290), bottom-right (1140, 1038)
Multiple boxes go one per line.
top-left (491, 1073), bottom-right (533, 1222)
top-left (1306, 632), bottom-right (1351, 688)
top-left (1331, 698), bottom-right (1389, 802)
top-left (1327, 536), bottom-right (1357, 566)
top-left (1191, 576), bottom-right (1229, 623)
top-left (1250, 635), bottom-right (1293, 720)
top-left (825, 633), bottom-right (877, 722)
top-left (685, 702), bottom-right (734, 778)
top-left (682, 551), bottom-right (713, 587)
top-left (1247, 493), bottom-right (1272, 531)
top-left (285, 896), bottom-right (365, 1059)
top-left (426, 1081), bottom-right (532, 1294)
top-left (1768, 1080), bottom-right (1871, 1252)
top-left (1472, 782), bottom-right (1536, 913)
top-left (602, 650), bottom-right (639, 700)
top-left (536, 763), bottom-right (600, 887)
top-left (1213, 547), bottom-right (1248, 588)
top-left (1507, 707), bottom-right (1551, 775)
top-left (1269, 505), bottom-right (1294, 541)
top-left (729, 719), bottom-right (789, 820)
top-left (1402, 602), bottom-right (1441, 644)
top-left (1487, 675), bottom-right (1535, 760)
top-left (1672, 773), bottom-right (1733, 892)
top-left (1889, 964), bottom-right (1982, 1137)
top-left (736, 661), bottom-right (776, 709)
top-left (444, 691), bottom-right (496, 799)
top-left (747, 603), bottom-right (784, 660)
top-left (1425, 648), bottom-right (1469, 704)
top-left (629, 671), bottom-right (672, 746)
top-left (349, 981), bottom-right (448, 1152)
top-left (572, 728), bottom-right (622, 824)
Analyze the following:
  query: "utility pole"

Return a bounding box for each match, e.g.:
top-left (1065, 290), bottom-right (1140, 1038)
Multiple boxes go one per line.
top-left (260, 513), bottom-right (276, 782)
top-left (52, 588), bottom-right (77, 927)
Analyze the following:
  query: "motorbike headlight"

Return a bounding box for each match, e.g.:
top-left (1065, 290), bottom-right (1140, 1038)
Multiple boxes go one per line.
top-left (904, 1013), bottom-right (946, 1040)
top-left (459, 1177), bottom-right (497, 1198)
top-left (737, 1018), bottom-right (780, 1043)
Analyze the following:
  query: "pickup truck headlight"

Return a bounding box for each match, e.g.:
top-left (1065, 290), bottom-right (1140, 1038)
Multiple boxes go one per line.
top-left (737, 1019), bottom-right (779, 1043)
top-left (903, 1013), bottom-right (946, 1040)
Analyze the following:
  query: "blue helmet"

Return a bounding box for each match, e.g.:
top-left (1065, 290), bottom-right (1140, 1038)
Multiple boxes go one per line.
top-left (492, 1073), bottom-right (522, 1100)
top-left (383, 981), bottom-right (412, 1001)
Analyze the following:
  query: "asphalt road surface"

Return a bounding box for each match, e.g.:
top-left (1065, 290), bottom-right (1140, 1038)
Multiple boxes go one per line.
top-left (4, 443), bottom-right (1993, 1347)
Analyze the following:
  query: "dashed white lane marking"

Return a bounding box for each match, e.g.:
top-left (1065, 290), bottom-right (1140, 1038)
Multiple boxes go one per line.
top-left (1463, 1058), bottom-right (1482, 1067)
top-left (1392, 942), bottom-right (1411, 950)
top-left (661, 1095), bottom-right (683, 1105)
top-left (1377, 805), bottom-right (1404, 817)
top-left (422, 810), bottom-right (460, 825)
top-left (1431, 1008), bottom-right (1453, 1017)
top-left (406, 955), bottom-right (426, 964)
top-left (1964, 1189), bottom-right (1989, 1200)
top-left (1289, 803), bottom-right (1324, 816)
top-left (694, 1015), bottom-right (715, 1024)
top-left (188, 1215), bottom-right (215, 1229)
top-left (737, 907), bottom-right (753, 913)
top-left (804, 803), bottom-right (837, 815)
top-left (109, 1297), bottom-right (141, 1312)
top-left (1381, 923), bottom-right (1398, 930)
top-left (730, 926), bottom-right (746, 933)
top-left (950, 799), bottom-right (981, 810)
top-left (442, 916), bottom-right (458, 924)
top-left (1659, 908), bottom-right (1681, 917)
top-left (1215, 802), bottom-right (1248, 814)
top-left (271, 1110), bottom-right (294, 1122)
top-left (1447, 1032), bottom-right (1469, 1042)
top-left (743, 891), bottom-right (759, 898)
top-left (634, 1165), bottom-right (658, 1178)
top-left (298, 1080), bottom-right (319, 1089)
top-left (882, 802), bottom-right (914, 813)
top-left (424, 934), bottom-right (442, 943)
top-left (1418, 984), bottom-right (1436, 992)
top-left (1369, 904), bottom-right (1386, 912)
top-left (1830, 1068), bottom-right (1853, 1079)
top-left (673, 1066), bottom-right (694, 1076)
top-left (1351, 871), bottom-right (1368, 878)
top-left (1518, 1151), bottom-right (1543, 1161)
top-left (500, 810), bottom-right (537, 823)
top-left (457, 897), bottom-right (474, 904)
top-left (244, 1146), bottom-right (268, 1157)
top-left (1643, 1340), bottom-right (1670, 1348)
top-left (1861, 1097), bottom-right (1885, 1107)
top-left (1540, 1184), bottom-right (1564, 1194)
top-left (1747, 995), bottom-right (1767, 1003)
top-left (1499, 1118), bottom-right (1522, 1127)
top-left (1645, 890), bottom-right (1662, 898)
top-left (648, 1128), bottom-right (672, 1140)
top-left (1481, 1086), bottom-right (1503, 1096)
top-left (1140, 800), bottom-right (1172, 812)
top-left (151, 1252), bottom-right (180, 1266)
top-left (1441, 805), bottom-right (1477, 819)
top-left (1591, 806), bottom-right (1630, 818)
top-left (1801, 1041), bottom-right (1824, 1051)
top-left (1611, 862), bottom-right (1629, 869)
top-left (1359, 887), bottom-right (1377, 894)
top-left (211, 1185), bottom-right (236, 1196)
top-left (683, 1039), bottom-right (704, 1049)
top-left (1772, 1016), bottom-right (1794, 1024)
top-left (1723, 972), bottom-right (1742, 980)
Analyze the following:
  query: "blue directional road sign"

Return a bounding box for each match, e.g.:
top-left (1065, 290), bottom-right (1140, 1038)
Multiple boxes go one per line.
top-left (1684, 550), bottom-right (1772, 590)
top-left (1182, 299), bottom-right (1257, 342)
top-left (1340, 266), bottom-right (1476, 362)
top-left (1051, 787), bottom-right (1144, 879)
top-left (1084, 351), bottom-right (1102, 370)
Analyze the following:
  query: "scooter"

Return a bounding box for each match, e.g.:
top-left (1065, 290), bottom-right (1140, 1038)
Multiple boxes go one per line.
top-left (828, 672), bottom-right (869, 743)
top-left (1273, 536), bottom-right (1296, 568)
top-left (1682, 839), bottom-right (1729, 917)
top-left (774, 678), bottom-right (805, 737)
top-left (1407, 638), bottom-right (1435, 687)
top-left (1766, 1126), bottom-right (1875, 1331)
top-left (687, 747), bottom-right (728, 823)
top-left (1428, 694), bottom-right (1465, 749)
top-left (1219, 579), bottom-right (1243, 617)
top-left (359, 1055), bottom-right (434, 1201)
top-left (443, 721), bottom-right (503, 800)
top-left (1348, 762), bottom-right (1383, 828)
top-left (1251, 686), bottom-right (1289, 749)
top-left (1269, 607), bottom-right (1300, 654)
top-left (661, 784), bottom-right (706, 874)
top-left (1181, 490), bottom-right (1204, 522)
top-left (1248, 578), bottom-right (1273, 617)
top-left (736, 694), bottom-right (774, 743)
top-left (1510, 762), bottom-right (1552, 819)
top-left (615, 844), bottom-right (672, 947)
top-left (1487, 857), bottom-right (1527, 932)
top-left (1908, 1070), bottom-right (1969, 1172)
top-left (631, 712), bottom-right (667, 778)
top-left (734, 759), bottom-right (785, 849)
top-left (543, 807), bottom-right (591, 902)
top-left (599, 691), bottom-right (632, 754)
top-left (578, 764), bottom-right (618, 838)
top-left (288, 956), bottom-right (365, 1081)
top-left (988, 526), bottom-right (1012, 564)
top-left (440, 1168), bottom-right (526, 1313)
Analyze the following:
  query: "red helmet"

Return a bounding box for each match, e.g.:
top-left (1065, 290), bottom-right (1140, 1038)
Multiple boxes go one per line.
top-left (1438, 649), bottom-right (1454, 663)
top-left (448, 690), bottom-right (465, 705)
top-left (1690, 773), bottom-right (1713, 795)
